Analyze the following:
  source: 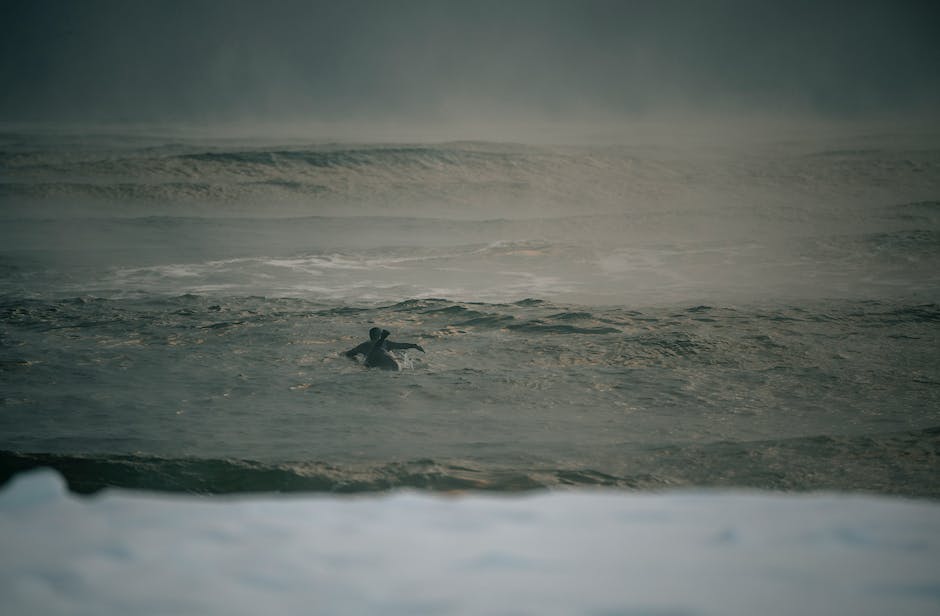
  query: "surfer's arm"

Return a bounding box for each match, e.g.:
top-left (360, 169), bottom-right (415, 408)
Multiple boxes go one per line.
top-left (386, 341), bottom-right (425, 352)
top-left (344, 342), bottom-right (371, 358)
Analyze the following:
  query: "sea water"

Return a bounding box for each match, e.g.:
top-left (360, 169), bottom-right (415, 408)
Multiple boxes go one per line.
top-left (1, 131), bottom-right (938, 496)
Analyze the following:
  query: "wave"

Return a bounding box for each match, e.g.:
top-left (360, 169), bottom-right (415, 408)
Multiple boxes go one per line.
top-left (3, 137), bottom-right (939, 217)
top-left (0, 451), bottom-right (606, 495)
top-left (867, 228), bottom-right (940, 252)
top-left (176, 144), bottom-right (522, 169)
top-left (5, 293), bottom-right (940, 333)
top-left (0, 142), bottom-right (571, 211)
top-left (2, 426), bottom-right (937, 497)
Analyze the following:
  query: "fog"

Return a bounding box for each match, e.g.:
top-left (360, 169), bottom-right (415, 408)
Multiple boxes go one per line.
top-left (2, 0), bottom-right (938, 140)
top-left (3, 0), bottom-right (939, 304)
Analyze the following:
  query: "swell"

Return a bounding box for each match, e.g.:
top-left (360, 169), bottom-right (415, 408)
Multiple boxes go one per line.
top-left (176, 145), bottom-right (521, 169)
top-left (4, 139), bottom-right (939, 215)
top-left (5, 294), bottom-right (940, 340)
top-left (0, 451), bottom-right (563, 495)
top-left (2, 426), bottom-right (937, 497)
top-left (0, 143), bottom-right (545, 206)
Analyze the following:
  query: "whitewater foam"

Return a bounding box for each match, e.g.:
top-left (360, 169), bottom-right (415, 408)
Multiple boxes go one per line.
top-left (1, 469), bottom-right (939, 616)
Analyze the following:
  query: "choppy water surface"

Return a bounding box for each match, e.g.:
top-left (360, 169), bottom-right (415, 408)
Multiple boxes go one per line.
top-left (1, 134), bottom-right (938, 496)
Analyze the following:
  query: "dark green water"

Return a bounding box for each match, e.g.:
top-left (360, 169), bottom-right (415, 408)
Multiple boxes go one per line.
top-left (2, 137), bottom-right (939, 496)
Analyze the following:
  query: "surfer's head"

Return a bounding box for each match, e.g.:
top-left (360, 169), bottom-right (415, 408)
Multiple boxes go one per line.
top-left (369, 327), bottom-right (382, 341)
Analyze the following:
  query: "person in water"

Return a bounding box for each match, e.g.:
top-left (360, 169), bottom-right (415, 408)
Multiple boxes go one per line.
top-left (345, 327), bottom-right (425, 371)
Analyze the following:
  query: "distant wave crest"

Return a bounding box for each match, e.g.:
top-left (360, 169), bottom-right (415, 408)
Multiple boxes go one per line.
top-left (4, 138), bottom-right (939, 215)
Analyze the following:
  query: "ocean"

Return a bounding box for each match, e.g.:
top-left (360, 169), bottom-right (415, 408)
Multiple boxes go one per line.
top-left (1, 130), bottom-right (939, 497)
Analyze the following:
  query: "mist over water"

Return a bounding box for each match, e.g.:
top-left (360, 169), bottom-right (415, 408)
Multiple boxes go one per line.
top-left (3, 0), bottom-right (940, 130)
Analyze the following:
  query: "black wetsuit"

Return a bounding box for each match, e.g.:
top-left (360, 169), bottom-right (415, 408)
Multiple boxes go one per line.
top-left (345, 328), bottom-right (424, 371)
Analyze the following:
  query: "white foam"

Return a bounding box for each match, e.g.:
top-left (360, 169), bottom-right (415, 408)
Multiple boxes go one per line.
top-left (2, 469), bottom-right (938, 616)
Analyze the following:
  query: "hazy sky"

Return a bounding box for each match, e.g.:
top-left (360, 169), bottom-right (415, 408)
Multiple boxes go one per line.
top-left (2, 0), bottom-right (938, 130)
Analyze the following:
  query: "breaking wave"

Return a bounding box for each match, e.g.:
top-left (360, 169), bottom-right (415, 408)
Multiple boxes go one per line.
top-left (2, 426), bottom-right (937, 496)
top-left (3, 136), bottom-right (939, 217)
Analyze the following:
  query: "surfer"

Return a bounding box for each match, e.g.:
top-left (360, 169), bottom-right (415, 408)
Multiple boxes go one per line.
top-left (344, 327), bottom-right (425, 371)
